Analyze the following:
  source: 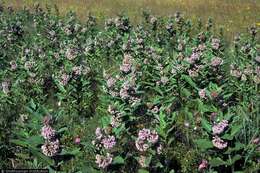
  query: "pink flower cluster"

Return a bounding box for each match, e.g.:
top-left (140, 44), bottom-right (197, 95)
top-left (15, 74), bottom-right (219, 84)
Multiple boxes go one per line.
top-left (212, 136), bottom-right (227, 149)
top-left (40, 116), bottom-right (60, 157)
top-left (198, 159), bottom-right (208, 171)
top-left (212, 120), bottom-right (229, 135)
top-left (199, 89), bottom-right (207, 99)
top-left (120, 54), bottom-right (132, 73)
top-left (95, 153), bottom-right (113, 169)
top-left (41, 125), bottom-right (56, 140)
top-left (211, 57), bottom-right (223, 67)
top-left (135, 128), bottom-right (159, 152)
top-left (93, 127), bottom-right (116, 168)
top-left (41, 139), bottom-right (60, 157)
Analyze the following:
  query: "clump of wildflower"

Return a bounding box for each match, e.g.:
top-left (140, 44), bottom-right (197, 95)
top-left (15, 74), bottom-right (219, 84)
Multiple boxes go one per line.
top-left (135, 129), bottom-right (159, 152)
top-left (72, 66), bottom-right (82, 76)
top-left (199, 89), bottom-right (207, 99)
top-left (211, 38), bottom-right (221, 50)
top-left (107, 77), bottom-right (116, 88)
top-left (41, 139), bottom-right (60, 157)
top-left (212, 120), bottom-right (229, 135)
top-left (138, 155), bottom-right (148, 168)
top-left (198, 159), bottom-right (208, 171)
top-left (101, 135), bottom-right (116, 149)
top-left (211, 57), bottom-right (223, 67)
top-left (65, 48), bottom-right (77, 60)
top-left (95, 153), bottom-right (113, 169)
top-left (160, 76), bottom-right (169, 85)
top-left (1, 81), bottom-right (10, 94)
top-left (212, 136), bottom-right (227, 149)
top-left (120, 54), bottom-right (132, 73)
top-left (10, 60), bottom-right (17, 70)
top-left (41, 125), bottom-right (56, 140)
top-left (74, 136), bottom-right (81, 144)
top-left (60, 73), bottom-right (70, 86)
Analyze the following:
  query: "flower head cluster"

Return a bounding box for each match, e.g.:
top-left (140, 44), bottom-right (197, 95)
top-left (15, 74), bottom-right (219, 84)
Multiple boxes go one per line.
top-left (41, 139), bottom-right (60, 157)
top-left (95, 153), bottom-right (113, 169)
top-left (135, 129), bottom-right (159, 152)
top-left (1, 81), bottom-right (10, 94)
top-left (93, 127), bottom-right (116, 169)
top-left (120, 54), bottom-right (133, 73)
top-left (211, 57), bottom-right (223, 67)
top-left (198, 159), bottom-right (208, 171)
top-left (199, 89), bottom-right (207, 99)
top-left (212, 136), bottom-right (227, 149)
top-left (212, 120), bottom-right (229, 135)
top-left (41, 125), bottom-right (56, 140)
top-left (40, 116), bottom-right (60, 157)
top-left (211, 38), bottom-right (221, 50)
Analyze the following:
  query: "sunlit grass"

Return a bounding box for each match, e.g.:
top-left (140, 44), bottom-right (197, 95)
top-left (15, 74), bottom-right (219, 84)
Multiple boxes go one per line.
top-left (2, 0), bottom-right (260, 39)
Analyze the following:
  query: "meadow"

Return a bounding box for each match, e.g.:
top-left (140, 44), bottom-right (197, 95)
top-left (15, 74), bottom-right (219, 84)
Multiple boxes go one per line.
top-left (0, 1), bottom-right (259, 173)
top-left (2, 0), bottom-right (260, 40)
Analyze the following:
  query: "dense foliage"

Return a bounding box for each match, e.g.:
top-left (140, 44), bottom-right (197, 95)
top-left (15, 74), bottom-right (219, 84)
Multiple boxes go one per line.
top-left (0, 5), bottom-right (259, 173)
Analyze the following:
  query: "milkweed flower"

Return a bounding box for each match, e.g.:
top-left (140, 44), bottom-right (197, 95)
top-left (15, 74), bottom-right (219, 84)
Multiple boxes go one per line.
top-left (212, 136), bottom-right (227, 149)
top-left (138, 155), bottom-right (148, 168)
top-left (211, 38), bottom-right (221, 50)
top-left (212, 120), bottom-right (229, 135)
top-left (41, 139), bottom-right (60, 157)
top-left (95, 153), bottom-right (113, 169)
top-left (1, 81), bottom-right (10, 94)
top-left (10, 60), bottom-right (17, 70)
top-left (95, 127), bottom-right (103, 140)
top-left (41, 125), bottom-right (56, 140)
top-left (138, 129), bottom-right (151, 140)
top-left (198, 159), bottom-right (208, 171)
top-left (107, 77), bottom-right (116, 88)
top-left (147, 130), bottom-right (159, 144)
top-left (74, 136), bottom-right (81, 144)
top-left (135, 139), bottom-right (149, 152)
top-left (101, 135), bottom-right (116, 149)
top-left (211, 57), bottom-right (223, 67)
top-left (199, 89), bottom-right (206, 99)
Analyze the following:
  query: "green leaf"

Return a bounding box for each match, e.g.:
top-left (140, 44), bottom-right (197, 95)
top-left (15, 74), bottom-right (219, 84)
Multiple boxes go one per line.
top-left (138, 169), bottom-right (149, 173)
top-left (113, 156), bottom-right (124, 164)
top-left (210, 157), bottom-right (227, 167)
top-left (230, 124), bottom-right (242, 137)
top-left (201, 118), bottom-right (212, 133)
top-left (181, 75), bottom-right (198, 90)
top-left (10, 139), bottom-right (28, 147)
top-left (195, 139), bottom-right (213, 151)
top-left (224, 142), bottom-right (245, 154)
top-left (30, 147), bottom-right (54, 165)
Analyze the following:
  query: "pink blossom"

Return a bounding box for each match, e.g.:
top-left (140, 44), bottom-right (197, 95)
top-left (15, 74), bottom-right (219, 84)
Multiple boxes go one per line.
top-left (147, 130), bottom-right (159, 144)
top-left (212, 120), bottom-right (229, 135)
top-left (138, 129), bottom-right (151, 140)
top-left (198, 159), bottom-right (208, 171)
top-left (212, 136), bottom-right (227, 149)
top-left (199, 89), bottom-right (207, 99)
top-left (211, 57), bottom-right (223, 67)
top-left (138, 155), bottom-right (148, 168)
top-left (107, 77), bottom-right (116, 88)
top-left (74, 136), bottom-right (81, 144)
top-left (101, 135), bottom-right (116, 149)
top-left (41, 139), bottom-right (60, 157)
top-left (10, 60), bottom-right (17, 70)
top-left (95, 127), bottom-right (103, 140)
top-left (41, 125), bottom-right (56, 140)
top-left (95, 153), bottom-right (113, 169)
top-left (135, 139), bottom-right (149, 152)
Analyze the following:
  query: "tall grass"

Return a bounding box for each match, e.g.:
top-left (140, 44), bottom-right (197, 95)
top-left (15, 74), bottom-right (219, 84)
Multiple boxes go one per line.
top-left (2, 0), bottom-right (260, 39)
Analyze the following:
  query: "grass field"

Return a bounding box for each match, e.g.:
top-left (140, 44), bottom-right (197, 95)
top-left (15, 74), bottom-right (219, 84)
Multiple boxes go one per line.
top-left (2, 0), bottom-right (260, 39)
